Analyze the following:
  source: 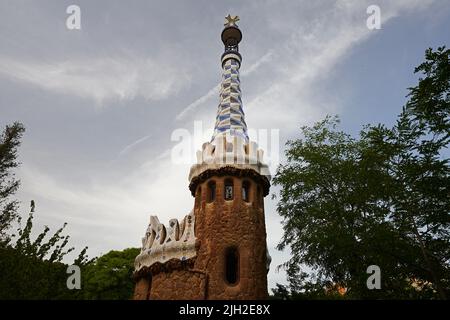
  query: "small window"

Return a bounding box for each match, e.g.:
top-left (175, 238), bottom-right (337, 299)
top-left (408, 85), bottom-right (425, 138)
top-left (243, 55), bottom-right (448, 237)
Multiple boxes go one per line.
top-left (225, 247), bottom-right (239, 285)
top-left (224, 179), bottom-right (233, 200)
top-left (207, 181), bottom-right (216, 203)
top-left (242, 181), bottom-right (250, 202)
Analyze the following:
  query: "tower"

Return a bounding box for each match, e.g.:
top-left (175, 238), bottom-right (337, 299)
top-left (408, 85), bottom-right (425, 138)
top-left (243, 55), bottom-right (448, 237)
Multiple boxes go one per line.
top-left (133, 15), bottom-right (271, 300)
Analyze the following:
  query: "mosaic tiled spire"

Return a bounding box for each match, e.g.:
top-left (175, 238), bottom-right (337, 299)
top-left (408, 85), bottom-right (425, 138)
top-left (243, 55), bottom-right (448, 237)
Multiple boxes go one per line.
top-left (212, 15), bottom-right (249, 142)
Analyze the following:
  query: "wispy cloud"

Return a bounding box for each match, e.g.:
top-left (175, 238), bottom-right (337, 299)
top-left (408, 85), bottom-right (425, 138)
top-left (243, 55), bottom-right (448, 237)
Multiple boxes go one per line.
top-left (175, 0), bottom-right (436, 133)
top-left (237, 0), bottom-right (436, 134)
top-left (241, 51), bottom-right (274, 76)
top-left (119, 135), bottom-right (151, 157)
top-left (0, 55), bottom-right (191, 105)
top-left (18, 155), bottom-right (194, 256)
top-left (175, 50), bottom-right (274, 121)
top-left (176, 84), bottom-right (220, 121)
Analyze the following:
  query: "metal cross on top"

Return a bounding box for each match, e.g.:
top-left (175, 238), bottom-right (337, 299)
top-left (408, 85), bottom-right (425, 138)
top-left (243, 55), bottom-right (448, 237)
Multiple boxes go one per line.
top-left (224, 14), bottom-right (240, 27)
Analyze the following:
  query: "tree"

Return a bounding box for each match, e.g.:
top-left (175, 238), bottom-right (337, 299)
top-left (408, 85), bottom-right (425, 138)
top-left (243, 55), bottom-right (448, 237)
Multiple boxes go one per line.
top-left (273, 47), bottom-right (449, 299)
top-left (0, 122), bottom-right (25, 243)
top-left (13, 202), bottom-right (89, 264)
top-left (386, 46), bottom-right (450, 299)
top-left (0, 122), bottom-right (91, 299)
top-left (81, 248), bottom-right (140, 300)
top-left (0, 201), bottom-right (90, 299)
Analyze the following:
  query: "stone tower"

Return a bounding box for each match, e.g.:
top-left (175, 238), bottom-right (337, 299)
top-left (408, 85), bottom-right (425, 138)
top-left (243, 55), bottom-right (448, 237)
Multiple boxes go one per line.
top-left (133, 15), bottom-right (271, 300)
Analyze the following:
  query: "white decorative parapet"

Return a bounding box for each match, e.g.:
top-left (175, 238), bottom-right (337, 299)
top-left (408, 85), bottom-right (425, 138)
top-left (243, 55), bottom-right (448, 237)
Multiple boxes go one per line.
top-left (188, 134), bottom-right (271, 182)
top-left (134, 211), bottom-right (196, 271)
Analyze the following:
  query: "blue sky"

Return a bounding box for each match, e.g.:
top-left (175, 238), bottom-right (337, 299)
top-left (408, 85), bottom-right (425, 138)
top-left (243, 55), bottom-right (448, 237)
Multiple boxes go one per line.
top-left (0, 0), bottom-right (449, 291)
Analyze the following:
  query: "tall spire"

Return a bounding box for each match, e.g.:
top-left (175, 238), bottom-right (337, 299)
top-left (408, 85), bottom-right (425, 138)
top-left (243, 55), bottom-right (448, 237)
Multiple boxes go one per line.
top-left (212, 15), bottom-right (248, 142)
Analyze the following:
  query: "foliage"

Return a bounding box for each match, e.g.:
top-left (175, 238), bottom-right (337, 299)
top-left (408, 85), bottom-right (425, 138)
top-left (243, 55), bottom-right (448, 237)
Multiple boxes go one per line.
top-left (0, 202), bottom-right (91, 299)
top-left (0, 245), bottom-right (77, 299)
top-left (0, 205), bottom-right (140, 300)
top-left (0, 121), bottom-right (140, 300)
top-left (81, 248), bottom-right (140, 300)
top-left (13, 208), bottom-right (89, 264)
top-left (0, 122), bottom-right (25, 243)
top-left (273, 47), bottom-right (450, 299)
top-left (0, 121), bottom-right (91, 299)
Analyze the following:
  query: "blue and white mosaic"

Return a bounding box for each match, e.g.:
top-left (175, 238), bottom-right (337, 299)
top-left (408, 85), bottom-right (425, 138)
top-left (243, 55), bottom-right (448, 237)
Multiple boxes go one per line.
top-left (212, 58), bottom-right (248, 141)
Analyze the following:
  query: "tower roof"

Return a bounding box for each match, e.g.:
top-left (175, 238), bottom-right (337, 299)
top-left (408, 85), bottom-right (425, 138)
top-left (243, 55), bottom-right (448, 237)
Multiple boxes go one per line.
top-left (212, 15), bottom-right (248, 142)
top-left (188, 16), bottom-right (271, 190)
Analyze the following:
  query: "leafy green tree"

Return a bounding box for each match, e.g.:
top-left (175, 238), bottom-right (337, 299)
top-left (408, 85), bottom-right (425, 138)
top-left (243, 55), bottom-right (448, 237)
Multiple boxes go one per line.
top-left (81, 248), bottom-right (140, 300)
top-left (13, 203), bottom-right (89, 264)
top-left (0, 122), bottom-right (25, 243)
top-left (0, 122), bottom-right (90, 299)
top-left (0, 201), bottom-right (90, 299)
top-left (270, 283), bottom-right (291, 300)
top-left (385, 46), bottom-right (450, 299)
top-left (273, 47), bottom-right (449, 299)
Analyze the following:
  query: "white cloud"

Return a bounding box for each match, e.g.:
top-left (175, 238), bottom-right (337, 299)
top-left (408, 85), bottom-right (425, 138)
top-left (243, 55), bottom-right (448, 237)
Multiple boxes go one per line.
top-left (0, 55), bottom-right (191, 105)
top-left (241, 50), bottom-right (274, 76)
top-left (177, 0), bottom-right (436, 136)
top-left (17, 151), bottom-right (194, 256)
top-left (176, 84), bottom-right (220, 121)
top-left (119, 135), bottom-right (151, 157)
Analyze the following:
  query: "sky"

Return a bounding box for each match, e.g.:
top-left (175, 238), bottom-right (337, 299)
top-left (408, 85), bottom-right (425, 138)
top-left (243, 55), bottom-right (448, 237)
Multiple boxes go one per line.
top-left (0, 0), bottom-right (449, 291)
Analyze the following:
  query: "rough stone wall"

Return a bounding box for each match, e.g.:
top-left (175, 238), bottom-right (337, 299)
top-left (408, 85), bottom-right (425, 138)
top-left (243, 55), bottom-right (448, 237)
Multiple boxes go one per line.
top-left (133, 173), bottom-right (268, 300)
top-left (134, 276), bottom-right (151, 300)
top-left (193, 175), bottom-right (268, 299)
top-left (149, 270), bottom-right (207, 300)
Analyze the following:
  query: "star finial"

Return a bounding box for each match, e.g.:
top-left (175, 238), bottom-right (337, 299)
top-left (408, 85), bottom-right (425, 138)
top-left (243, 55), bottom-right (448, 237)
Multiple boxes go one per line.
top-left (224, 14), bottom-right (240, 27)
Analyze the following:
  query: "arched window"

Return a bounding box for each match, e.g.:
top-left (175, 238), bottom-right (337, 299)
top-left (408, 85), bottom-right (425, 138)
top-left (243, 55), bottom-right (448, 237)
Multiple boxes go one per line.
top-left (207, 181), bottom-right (216, 203)
top-left (242, 181), bottom-right (250, 202)
top-left (224, 178), bottom-right (233, 200)
top-left (225, 247), bottom-right (239, 285)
